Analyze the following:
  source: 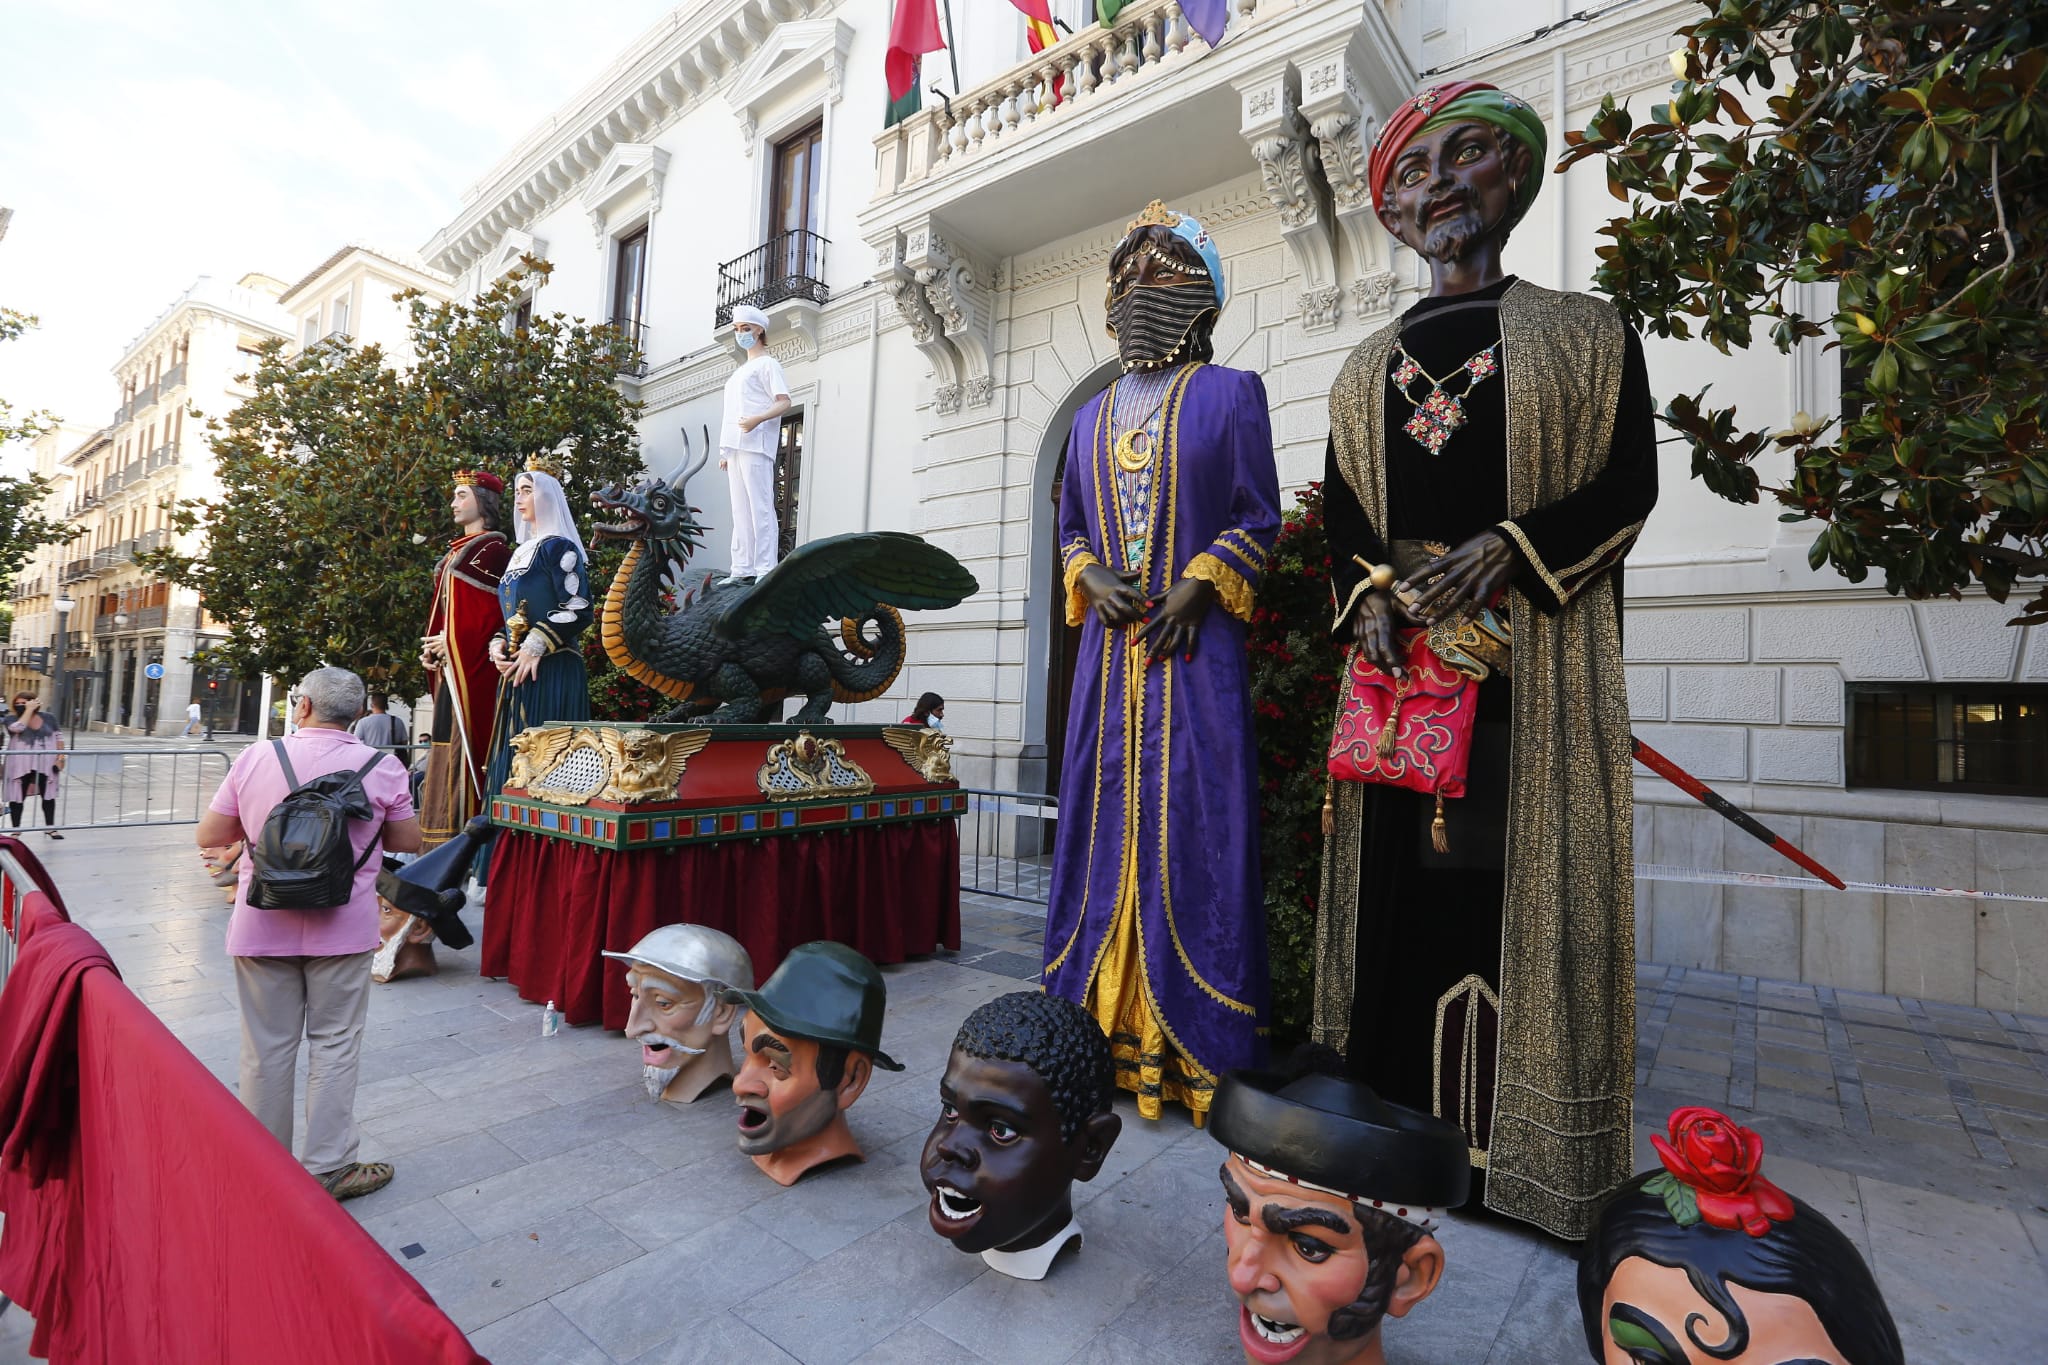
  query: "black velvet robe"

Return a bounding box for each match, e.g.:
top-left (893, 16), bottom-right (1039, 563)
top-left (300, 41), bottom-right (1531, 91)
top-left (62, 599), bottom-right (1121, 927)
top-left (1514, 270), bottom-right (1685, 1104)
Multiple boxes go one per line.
top-left (1322, 275), bottom-right (1656, 1172)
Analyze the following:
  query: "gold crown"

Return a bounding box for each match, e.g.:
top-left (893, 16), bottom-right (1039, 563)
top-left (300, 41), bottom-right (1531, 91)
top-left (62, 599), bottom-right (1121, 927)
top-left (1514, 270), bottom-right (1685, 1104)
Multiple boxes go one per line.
top-left (525, 451), bottom-right (563, 478)
top-left (1125, 199), bottom-right (1182, 234)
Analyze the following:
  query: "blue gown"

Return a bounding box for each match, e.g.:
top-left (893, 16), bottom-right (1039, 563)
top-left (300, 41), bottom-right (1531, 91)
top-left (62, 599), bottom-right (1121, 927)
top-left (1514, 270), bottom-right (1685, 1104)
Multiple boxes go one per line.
top-left (484, 535), bottom-right (593, 803)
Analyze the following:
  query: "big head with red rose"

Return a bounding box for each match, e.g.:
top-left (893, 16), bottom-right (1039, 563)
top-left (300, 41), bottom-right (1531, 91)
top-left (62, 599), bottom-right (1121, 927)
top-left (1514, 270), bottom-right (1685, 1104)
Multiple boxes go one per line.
top-left (1577, 1107), bottom-right (1903, 1364)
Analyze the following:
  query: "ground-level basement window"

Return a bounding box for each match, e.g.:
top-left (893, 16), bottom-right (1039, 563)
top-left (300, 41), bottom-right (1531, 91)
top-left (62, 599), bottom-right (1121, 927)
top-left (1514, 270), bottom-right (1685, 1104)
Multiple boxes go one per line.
top-left (1848, 684), bottom-right (2048, 796)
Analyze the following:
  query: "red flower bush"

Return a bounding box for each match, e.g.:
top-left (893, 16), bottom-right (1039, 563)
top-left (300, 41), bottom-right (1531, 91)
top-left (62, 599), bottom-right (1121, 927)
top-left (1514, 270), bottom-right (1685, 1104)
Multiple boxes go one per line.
top-left (1647, 1106), bottom-right (1796, 1237)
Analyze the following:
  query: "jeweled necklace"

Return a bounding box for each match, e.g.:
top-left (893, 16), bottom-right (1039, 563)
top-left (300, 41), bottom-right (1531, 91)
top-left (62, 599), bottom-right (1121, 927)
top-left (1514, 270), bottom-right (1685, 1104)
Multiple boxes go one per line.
top-left (1110, 368), bottom-right (1177, 473)
top-left (1390, 338), bottom-right (1501, 455)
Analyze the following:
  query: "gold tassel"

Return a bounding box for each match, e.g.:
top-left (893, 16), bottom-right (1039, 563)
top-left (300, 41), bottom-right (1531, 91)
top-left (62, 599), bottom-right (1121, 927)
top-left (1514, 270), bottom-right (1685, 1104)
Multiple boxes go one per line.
top-left (1376, 714), bottom-right (1399, 760)
top-left (1431, 791), bottom-right (1449, 854)
top-left (1321, 785), bottom-right (1334, 838)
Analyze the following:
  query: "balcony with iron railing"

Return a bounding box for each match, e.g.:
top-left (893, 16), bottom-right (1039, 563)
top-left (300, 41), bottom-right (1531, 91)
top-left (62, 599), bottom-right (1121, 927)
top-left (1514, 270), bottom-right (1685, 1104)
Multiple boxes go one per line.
top-left (715, 229), bottom-right (830, 329)
top-left (63, 631), bottom-right (88, 656)
top-left (146, 442), bottom-right (181, 472)
top-left (136, 528), bottom-right (169, 554)
top-left (158, 362), bottom-right (186, 394)
top-left (597, 320), bottom-right (651, 378)
top-left (60, 558), bottom-right (96, 584)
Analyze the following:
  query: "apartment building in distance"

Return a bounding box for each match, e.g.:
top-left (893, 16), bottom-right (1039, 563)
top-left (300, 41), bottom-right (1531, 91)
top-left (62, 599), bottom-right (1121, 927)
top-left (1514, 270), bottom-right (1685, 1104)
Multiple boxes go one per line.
top-left (54, 273), bottom-right (292, 734)
top-left (3, 422), bottom-right (93, 706)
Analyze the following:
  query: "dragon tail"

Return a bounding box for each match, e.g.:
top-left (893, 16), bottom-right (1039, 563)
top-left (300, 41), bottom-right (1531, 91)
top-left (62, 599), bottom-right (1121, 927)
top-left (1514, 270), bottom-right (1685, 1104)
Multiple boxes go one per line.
top-left (826, 605), bottom-right (905, 704)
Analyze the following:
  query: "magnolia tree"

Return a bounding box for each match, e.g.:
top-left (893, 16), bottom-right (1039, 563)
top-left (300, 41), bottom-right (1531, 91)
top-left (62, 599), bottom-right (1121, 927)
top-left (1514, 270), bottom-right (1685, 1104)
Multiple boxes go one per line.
top-left (143, 260), bottom-right (650, 699)
top-left (1563, 3), bottom-right (2047, 620)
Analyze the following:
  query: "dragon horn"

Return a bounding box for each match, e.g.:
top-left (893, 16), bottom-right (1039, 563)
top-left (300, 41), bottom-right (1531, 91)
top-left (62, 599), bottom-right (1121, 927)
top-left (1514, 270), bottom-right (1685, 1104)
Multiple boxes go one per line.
top-left (665, 427), bottom-right (693, 488)
top-left (668, 424), bottom-right (711, 496)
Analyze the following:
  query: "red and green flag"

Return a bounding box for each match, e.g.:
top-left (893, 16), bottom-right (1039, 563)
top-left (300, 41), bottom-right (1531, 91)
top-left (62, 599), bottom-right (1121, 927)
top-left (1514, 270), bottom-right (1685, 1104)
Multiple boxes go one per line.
top-left (1010, 0), bottom-right (1063, 104)
top-left (886, 0), bottom-right (945, 126)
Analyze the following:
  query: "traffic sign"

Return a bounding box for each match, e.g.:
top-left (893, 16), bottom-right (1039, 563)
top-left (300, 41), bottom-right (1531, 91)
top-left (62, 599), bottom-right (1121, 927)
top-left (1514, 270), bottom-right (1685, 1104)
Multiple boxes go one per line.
top-left (144, 662), bottom-right (165, 680)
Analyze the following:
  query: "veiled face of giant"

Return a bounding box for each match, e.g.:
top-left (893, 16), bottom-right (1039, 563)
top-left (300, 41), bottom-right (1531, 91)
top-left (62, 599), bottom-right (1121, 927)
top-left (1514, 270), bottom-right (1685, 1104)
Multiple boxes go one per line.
top-left (1375, 120), bottom-right (1533, 266)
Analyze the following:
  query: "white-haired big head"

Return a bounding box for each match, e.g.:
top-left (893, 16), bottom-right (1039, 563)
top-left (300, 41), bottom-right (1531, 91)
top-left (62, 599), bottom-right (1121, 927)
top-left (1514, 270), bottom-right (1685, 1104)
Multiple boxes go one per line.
top-left (604, 925), bottom-right (756, 1104)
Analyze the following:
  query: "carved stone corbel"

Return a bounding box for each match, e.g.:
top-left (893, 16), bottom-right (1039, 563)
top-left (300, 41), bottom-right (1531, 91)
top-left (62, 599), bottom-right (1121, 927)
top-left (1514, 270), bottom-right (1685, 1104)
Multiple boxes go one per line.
top-left (1239, 64), bottom-right (1342, 335)
top-left (906, 227), bottom-right (997, 408)
top-left (1297, 50), bottom-right (1395, 322)
top-left (871, 231), bottom-right (964, 409)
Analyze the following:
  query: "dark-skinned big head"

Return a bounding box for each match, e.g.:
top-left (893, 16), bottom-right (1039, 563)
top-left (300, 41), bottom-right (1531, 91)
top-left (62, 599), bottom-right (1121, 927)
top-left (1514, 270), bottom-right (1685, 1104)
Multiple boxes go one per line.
top-left (921, 992), bottom-right (1120, 1255)
top-left (1374, 119), bottom-right (1533, 266)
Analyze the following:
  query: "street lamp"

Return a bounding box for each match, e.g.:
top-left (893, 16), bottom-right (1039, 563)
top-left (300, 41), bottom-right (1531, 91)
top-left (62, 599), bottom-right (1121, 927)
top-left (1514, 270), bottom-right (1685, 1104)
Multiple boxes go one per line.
top-left (51, 594), bottom-right (74, 730)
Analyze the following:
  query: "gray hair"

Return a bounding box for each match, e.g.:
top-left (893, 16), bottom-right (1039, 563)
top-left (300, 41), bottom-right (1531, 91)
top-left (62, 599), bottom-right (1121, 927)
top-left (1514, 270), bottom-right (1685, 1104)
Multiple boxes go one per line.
top-left (297, 666), bottom-right (366, 724)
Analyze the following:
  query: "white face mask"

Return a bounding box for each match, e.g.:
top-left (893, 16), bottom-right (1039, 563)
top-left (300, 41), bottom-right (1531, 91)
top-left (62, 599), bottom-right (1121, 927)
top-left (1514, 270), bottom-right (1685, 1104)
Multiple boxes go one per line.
top-left (736, 330), bottom-right (759, 350)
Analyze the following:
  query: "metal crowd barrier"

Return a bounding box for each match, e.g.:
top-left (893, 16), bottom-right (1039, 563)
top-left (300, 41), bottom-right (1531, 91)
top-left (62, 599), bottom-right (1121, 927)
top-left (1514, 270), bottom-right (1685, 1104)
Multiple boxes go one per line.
top-left (958, 788), bottom-right (1058, 905)
top-left (0, 746), bottom-right (235, 833)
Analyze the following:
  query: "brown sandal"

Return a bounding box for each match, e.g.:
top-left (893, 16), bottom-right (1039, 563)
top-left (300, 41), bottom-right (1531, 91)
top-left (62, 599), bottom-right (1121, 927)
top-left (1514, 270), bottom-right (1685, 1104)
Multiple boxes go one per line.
top-left (319, 1161), bottom-right (394, 1201)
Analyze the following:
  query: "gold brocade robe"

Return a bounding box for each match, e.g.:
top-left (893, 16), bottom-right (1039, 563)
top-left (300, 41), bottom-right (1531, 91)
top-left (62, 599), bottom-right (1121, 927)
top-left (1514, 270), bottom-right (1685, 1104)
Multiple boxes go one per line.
top-left (1317, 282), bottom-right (1643, 1240)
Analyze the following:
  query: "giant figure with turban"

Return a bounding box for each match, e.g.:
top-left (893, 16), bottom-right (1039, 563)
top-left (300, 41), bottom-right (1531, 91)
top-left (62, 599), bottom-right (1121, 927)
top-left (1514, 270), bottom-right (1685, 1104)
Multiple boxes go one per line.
top-left (1314, 83), bottom-right (1658, 1238)
top-left (1041, 201), bottom-right (1282, 1122)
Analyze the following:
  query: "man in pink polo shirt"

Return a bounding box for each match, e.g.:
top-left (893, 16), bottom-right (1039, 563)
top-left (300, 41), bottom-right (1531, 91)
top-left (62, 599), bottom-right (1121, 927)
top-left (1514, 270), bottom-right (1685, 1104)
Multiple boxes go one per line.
top-left (197, 666), bottom-right (420, 1200)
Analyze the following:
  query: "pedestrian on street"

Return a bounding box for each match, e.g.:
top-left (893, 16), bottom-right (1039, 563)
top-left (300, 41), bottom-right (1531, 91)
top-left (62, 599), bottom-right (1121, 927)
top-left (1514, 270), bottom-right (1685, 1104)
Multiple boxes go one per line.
top-left (903, 692), bottom-right (945, 730)
top-left (181, 699), bottom-right (203, 737)
top-left (4, 693), bottom-right (66, 839)
top-left (717, 303), bottom-right (791, 586)
top-left (195, 666), bottom-right (419, 1201)
top-left (349, 692), bottom-right (410, 755)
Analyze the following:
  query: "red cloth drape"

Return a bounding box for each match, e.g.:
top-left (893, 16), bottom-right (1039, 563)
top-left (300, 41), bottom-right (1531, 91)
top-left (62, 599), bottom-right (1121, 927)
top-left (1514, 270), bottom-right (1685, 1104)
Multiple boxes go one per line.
top-left (482, 820), bottom-right (962, 1029)
top-left (0, 898), bottom-right (483, 1365)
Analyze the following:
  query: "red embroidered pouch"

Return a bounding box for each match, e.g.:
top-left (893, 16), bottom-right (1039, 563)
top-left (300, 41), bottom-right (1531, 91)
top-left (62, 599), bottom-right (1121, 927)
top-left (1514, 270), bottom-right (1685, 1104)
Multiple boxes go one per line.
top-left (1326, 635), bottom-right (1480, 846)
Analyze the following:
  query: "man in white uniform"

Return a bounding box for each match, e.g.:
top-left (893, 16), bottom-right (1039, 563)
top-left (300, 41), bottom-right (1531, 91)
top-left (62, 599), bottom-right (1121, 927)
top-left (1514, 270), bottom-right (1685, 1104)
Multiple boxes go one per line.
top-left (718, 304), bottom-right (792, 584)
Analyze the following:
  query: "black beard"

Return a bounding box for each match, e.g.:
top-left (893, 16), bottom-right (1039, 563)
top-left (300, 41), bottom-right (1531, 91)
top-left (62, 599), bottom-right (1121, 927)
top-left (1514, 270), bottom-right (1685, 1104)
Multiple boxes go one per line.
top-left (1420, 209), bottom-right (1489, 263)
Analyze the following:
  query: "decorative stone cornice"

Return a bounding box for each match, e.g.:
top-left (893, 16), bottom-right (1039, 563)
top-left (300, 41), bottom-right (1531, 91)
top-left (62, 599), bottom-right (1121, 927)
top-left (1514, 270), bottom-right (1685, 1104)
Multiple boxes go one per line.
top-left (422, 0), bottom-right (829, 276)
top-left (579, 143), bottom-right (669, 248)
top-left (870, 230), bottom-right (962, 412)
top-left (1296, 45), bottom-right (1395, 323)
top-left (1006, 179), bottom-right (1272, 291)
top-left (726, 18), bottom-right (851, 151)
top-left (908, 229), bottom-right (996, 409)
top-left (1239, 62), bottom-right (1343, 335)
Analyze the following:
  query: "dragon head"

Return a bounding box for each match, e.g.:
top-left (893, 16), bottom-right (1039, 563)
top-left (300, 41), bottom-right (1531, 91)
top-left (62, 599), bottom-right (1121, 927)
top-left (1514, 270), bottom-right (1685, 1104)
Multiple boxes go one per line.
top-left (591, 478), bottom-right (709, 559)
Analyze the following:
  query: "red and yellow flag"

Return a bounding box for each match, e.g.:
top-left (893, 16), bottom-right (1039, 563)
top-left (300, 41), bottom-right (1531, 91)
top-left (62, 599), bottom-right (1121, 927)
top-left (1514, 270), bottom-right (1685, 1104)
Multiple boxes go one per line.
top-left (1008, 0), bottom-right (1063, 103)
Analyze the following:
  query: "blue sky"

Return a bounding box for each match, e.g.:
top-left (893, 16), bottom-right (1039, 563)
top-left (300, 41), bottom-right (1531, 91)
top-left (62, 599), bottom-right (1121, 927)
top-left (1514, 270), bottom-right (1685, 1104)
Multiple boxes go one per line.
top-left (0, 0), bottom-right (672, 446)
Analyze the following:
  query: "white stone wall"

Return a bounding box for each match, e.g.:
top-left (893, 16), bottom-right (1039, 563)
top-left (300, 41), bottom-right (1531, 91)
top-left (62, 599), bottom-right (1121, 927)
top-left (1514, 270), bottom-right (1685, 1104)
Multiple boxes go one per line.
top-left (420, 0), bottom-right (2048, 1007)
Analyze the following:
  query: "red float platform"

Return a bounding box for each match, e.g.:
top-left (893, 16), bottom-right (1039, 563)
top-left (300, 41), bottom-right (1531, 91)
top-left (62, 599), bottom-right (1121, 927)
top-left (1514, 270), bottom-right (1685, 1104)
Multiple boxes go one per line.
top-left (481, 723), bottom-right (962, 1029)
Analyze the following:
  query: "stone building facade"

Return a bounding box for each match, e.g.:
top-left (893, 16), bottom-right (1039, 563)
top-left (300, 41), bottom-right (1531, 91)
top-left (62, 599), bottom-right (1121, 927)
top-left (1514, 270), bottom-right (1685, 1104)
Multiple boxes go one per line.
top-left (422, 0), bottom-right (2048, 1010)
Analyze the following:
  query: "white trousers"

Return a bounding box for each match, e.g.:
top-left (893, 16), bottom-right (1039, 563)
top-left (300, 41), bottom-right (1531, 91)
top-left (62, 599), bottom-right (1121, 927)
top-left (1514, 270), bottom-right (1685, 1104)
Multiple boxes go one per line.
top-left (233, 950), bottom-right (374, 1177)
top-left (724, 447), bottom-right (779, 579)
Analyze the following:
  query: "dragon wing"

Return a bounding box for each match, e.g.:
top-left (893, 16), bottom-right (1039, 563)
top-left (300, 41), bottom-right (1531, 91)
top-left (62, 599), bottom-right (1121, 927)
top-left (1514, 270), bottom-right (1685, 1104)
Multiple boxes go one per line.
top-left (713, 532), bottom-right (979, 640)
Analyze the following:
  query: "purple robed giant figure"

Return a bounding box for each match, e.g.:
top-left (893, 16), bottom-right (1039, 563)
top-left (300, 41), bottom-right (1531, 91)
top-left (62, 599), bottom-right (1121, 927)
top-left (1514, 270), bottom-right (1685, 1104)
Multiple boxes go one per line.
top-left (1042, 201), bottom-right (1281, 1122)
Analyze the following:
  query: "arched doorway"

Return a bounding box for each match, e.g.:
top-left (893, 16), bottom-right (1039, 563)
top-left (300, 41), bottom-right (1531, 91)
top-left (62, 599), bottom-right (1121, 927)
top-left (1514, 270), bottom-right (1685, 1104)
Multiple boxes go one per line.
top-left (1033, 358), bottom-right (1121, 798)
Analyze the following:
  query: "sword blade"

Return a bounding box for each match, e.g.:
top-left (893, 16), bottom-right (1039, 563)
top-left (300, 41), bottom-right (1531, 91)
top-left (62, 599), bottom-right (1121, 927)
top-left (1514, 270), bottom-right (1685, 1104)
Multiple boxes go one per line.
top-left (1631, 736), bottom-right (1847, 890)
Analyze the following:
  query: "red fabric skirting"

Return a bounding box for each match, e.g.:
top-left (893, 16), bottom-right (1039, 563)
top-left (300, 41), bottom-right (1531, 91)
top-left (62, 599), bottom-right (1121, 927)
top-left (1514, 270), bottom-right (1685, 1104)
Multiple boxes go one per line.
top-left (0, 897), bottom-right (482, 1365)
top-left (480, 820), bottom-right (962, 1029)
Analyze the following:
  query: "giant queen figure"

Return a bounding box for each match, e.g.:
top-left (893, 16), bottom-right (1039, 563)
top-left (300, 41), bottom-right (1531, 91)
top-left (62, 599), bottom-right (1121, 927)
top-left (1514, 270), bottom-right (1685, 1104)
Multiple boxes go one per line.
top-left (418, 469), bottom-right (510, 849)
top-left (483, 459), bottom-right (594, 804)
top-left (1041, 201), bottom-right (1282, 1122)
top-left (1316, 83), bottom-right (1658, 1238)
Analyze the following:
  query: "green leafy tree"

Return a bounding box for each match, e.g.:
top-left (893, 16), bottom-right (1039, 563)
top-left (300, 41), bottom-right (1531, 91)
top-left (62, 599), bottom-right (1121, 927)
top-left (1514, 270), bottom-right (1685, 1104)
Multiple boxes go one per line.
top-left (0, 308), bottom-right (81, 590)
top-left (143, 259), bottom-right (648, 699)
top-left (1561, 4), bottom-right (2048, 619)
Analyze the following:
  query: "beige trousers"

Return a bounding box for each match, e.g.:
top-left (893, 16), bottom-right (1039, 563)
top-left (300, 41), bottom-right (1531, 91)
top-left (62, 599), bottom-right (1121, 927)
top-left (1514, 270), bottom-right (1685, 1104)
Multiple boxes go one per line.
top-left (233, 951), bottom-right (374, 1177)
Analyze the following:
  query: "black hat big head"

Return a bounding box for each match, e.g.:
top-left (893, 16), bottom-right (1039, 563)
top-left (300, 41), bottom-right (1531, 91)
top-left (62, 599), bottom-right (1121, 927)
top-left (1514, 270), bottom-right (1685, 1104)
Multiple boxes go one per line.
top-left (375, 814), bottom-right (495, 950)
top-left (719, 940), bottom-right (903, 1070)
top-left (1210, 1071), bottom-right (1471, 1228)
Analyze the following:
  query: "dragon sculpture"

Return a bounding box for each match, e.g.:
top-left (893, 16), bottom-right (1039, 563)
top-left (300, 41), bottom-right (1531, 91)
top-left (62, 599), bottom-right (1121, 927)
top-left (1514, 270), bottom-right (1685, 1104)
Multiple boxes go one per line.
top-left (590, 435), bottom-right (978, 724)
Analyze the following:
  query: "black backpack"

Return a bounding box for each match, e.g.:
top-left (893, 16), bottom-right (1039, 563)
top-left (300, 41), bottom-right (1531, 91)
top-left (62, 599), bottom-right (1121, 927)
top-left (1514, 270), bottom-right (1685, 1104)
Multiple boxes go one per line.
top-left (247, 741), bottom-right (388, 911)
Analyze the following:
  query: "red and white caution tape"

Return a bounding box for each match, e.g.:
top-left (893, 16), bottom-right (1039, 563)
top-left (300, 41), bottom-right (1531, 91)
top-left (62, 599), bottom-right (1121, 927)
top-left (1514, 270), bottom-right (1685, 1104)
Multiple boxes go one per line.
top-left (1635, 862), bottom-right (2048, 905)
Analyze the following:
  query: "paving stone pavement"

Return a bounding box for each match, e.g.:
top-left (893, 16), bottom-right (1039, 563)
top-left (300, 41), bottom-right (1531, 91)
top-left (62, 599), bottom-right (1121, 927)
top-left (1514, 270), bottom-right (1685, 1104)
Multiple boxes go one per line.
top-left (2, 824), bottom-right (2045, 1363)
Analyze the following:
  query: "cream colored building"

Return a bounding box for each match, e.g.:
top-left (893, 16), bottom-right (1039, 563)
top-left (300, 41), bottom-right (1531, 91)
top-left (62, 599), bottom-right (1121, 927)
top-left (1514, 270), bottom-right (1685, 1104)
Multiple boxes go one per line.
top-left (423, 0), bottom-right (2048, 1010)
top-left (55, 273), bottom-right (292, 735)
top-left (4, 422), bottom-right (93, 707)
top-left (277, 244), bottom-right (452, 365)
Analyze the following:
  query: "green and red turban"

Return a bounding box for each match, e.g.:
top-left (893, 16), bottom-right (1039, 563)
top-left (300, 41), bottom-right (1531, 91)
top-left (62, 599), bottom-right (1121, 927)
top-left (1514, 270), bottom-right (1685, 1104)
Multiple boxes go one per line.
top-left (1368, 81), bottom-right (1547, 228)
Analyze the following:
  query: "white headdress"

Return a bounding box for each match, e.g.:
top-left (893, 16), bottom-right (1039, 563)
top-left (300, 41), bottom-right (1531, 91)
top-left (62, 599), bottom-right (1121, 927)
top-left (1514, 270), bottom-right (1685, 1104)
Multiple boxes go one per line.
top-left (509, 468), bottom-right (588, 574)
